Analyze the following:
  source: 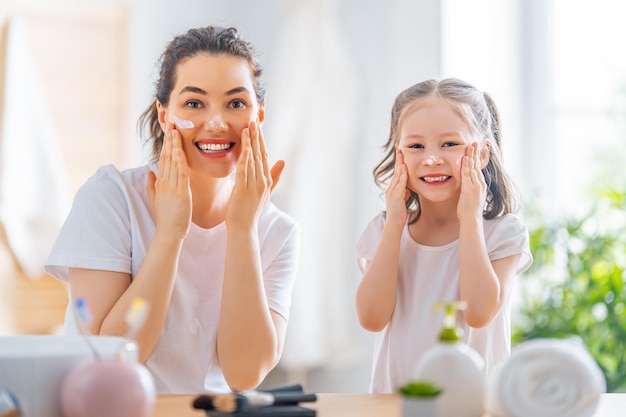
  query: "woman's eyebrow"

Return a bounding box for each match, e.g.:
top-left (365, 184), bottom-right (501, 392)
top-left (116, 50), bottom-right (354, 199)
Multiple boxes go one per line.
top-left (179, 85), bottom-right (207, 95)
top-left (225, 86), bottom-right (251, 96)
top-left (178, 86), bottom-right (251, 96)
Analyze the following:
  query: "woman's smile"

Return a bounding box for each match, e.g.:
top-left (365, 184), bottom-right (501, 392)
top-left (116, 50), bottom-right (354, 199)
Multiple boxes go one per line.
top-left (195, 140), bottom-right (236, 158)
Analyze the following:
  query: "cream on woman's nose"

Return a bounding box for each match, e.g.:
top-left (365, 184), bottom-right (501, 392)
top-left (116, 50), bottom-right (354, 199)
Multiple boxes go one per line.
top-left (205, 113), bottom-right (225, 130)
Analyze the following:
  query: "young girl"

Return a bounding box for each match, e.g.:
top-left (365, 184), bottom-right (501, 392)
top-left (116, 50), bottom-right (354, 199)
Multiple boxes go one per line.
top-left (45, 26), bottom-right (300, 394)
top-left (355, 78), bottom-right (532, 393)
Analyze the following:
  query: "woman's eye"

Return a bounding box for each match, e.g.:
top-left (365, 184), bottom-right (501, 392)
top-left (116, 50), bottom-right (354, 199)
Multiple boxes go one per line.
top-left (185, 100), bottom-right (202, 109)
top-left (230, 99), bottom-right (247, 109)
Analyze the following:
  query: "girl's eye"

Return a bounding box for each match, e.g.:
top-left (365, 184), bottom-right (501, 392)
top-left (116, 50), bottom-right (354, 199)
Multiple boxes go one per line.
top-left (230, 99), bottom-right (247, 109)
top-left (442, 142), bottom-right (459, 147)
top-left (407, 144), bottom-right (424, 149)
top-left (185, 100), bottom-right (202, 109)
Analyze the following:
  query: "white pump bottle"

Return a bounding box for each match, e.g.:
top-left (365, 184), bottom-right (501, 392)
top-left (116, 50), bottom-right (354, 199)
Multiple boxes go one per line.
top-left (412, 301), bottom-right (485, 417)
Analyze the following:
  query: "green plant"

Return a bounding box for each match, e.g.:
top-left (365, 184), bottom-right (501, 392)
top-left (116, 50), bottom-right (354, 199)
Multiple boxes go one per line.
top-left (512, 187), bottom-right (626, 392)
top-left (397, 381), bottom-right (443, 398)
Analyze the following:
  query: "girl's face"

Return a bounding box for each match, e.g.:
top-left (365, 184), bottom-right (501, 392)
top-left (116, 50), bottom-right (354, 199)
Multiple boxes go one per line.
top-left (397, 97), bottom-right (486, 203)
top-left (157, 53), bottom-right (263, 179)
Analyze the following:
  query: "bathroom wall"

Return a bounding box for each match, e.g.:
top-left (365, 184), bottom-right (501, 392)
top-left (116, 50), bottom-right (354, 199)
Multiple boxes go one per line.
top-left (0, 2), bottom-right (132, 334)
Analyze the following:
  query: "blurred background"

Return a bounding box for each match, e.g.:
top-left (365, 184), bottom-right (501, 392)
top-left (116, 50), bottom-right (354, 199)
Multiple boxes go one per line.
top-left (1, 0), bottom-right (625, 392)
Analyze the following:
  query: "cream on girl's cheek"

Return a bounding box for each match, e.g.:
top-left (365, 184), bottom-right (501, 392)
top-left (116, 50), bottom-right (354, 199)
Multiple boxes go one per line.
top-left (456, 155), bottom-right (463, 166)
top-left (172, 115), bottom-right (195, 129)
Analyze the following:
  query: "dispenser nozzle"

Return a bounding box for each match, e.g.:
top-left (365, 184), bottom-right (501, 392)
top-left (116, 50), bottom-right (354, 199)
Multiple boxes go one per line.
top-left (433, 301), bottom-right (467, 342)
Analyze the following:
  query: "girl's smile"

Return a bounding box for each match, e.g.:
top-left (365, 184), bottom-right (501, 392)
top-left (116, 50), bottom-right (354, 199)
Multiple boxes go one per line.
top-left (420, 174), bottom-right (451, 184)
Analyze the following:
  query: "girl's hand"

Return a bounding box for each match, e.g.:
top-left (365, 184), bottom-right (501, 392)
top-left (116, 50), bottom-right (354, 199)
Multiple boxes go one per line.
top-left (457, 142), bottom-right (488, 222)
top-left (226, 121), bottom-right (284, 230)
top-left (385, 149), bottom-right (409, 228)
top-left (146, 123), bottom-right (192, 240)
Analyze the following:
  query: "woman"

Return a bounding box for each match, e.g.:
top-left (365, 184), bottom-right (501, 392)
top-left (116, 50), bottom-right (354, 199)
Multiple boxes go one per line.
top-left (45, 26), bottom-right (300, 394)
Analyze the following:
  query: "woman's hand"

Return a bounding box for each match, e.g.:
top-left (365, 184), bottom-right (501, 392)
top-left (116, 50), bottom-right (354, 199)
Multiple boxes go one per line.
top-left (457, 142), bottom-right (488, 222)
top-left (226, 121), bottom-right (284, 230)
top-left (385, 149), bottom-right (409, 228)
top-left (146, 123), bottom-right (192, 240)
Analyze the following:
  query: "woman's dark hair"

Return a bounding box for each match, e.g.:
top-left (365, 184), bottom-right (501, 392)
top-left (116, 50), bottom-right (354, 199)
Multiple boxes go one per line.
top-left (373, 78), bottom-right (521, 223)
top-left (138, 26), bottom-right (265, 162)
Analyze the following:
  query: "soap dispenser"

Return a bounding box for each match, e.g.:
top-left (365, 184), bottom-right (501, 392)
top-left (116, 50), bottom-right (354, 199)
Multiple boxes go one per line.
top-left (412, 301), bottom-right (485, 417)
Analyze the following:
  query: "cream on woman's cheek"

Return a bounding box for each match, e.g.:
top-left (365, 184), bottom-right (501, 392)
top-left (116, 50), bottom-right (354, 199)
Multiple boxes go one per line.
top-left (172, 115), bottom-right (195, 129)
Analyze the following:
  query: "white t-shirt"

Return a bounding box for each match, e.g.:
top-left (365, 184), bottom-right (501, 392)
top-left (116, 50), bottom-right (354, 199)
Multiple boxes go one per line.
top-left (356, 212), bottom-right (532, 393)
top-left (45, 164), bottom-right (300, 394)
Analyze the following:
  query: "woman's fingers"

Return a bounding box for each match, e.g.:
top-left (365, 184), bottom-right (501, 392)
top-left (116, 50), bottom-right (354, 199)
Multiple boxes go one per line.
top-left (158, 123), bottom-right (173, 180)
top-left (237, 127), bottom-right (251, 188)
top-left (238, 121), bottom-right (275, 193)
top-left (257, 123), bottom-right (272, 185)
top-left (173, 130), bottom-right (189, 188)
top-left (269, 160), bottom-right (286, 193)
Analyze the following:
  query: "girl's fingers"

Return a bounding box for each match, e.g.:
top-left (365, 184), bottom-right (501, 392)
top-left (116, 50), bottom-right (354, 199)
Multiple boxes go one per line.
top-left (395, 148), bottom-right (404, 168)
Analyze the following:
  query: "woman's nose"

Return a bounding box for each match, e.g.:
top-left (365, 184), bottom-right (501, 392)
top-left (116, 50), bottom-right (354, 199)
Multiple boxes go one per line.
top-left (203, 112), bottom-right (226, 132)
top-left (423, 155), bottom-right (443, 166)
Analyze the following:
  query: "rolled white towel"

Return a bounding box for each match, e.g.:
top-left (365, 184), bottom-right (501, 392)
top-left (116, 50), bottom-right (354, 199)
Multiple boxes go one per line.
top-left (485, 338), bottom-right (606, 417)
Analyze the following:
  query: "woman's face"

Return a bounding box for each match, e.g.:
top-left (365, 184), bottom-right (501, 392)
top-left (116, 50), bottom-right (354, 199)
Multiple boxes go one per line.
top-left (157, 53), bottom-right (263, 179)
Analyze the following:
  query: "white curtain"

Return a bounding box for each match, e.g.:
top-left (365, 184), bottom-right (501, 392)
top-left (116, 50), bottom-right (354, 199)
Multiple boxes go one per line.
top-left (266, 0), bottom-right (360, 371)
top-left (0, 16), bottom-right (71, 279)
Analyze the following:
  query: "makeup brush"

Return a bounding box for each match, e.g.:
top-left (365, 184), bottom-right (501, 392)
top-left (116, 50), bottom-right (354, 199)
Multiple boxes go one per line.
top-left (0, 389), bottom-right (20, 417)
top-left (74, 297), bottom-right (101, 359)
top-left (212, 391), bottom-right (317, 413)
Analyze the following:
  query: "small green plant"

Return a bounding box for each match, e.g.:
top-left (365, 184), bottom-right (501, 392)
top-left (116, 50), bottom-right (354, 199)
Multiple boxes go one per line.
top-left (513, 187), bottom-right (626, 392)
top-left (397, 381), bottom-right (443, 398)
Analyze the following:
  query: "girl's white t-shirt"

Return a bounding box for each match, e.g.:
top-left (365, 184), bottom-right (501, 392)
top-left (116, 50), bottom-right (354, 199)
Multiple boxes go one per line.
top-left (45, 164), bottom-right (300, 394)
top-left (356, 212), bottom-right (532, 393)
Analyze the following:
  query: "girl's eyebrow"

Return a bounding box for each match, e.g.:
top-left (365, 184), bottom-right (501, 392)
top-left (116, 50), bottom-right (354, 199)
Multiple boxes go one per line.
top-left (404, 132), bottom-right (463, 139)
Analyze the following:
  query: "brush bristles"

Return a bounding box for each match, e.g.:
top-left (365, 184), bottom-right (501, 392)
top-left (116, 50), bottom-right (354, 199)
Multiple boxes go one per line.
top-left (191, 394), bottom-right (215, 410)
top-left (212, 393), bottom-right (248, 413)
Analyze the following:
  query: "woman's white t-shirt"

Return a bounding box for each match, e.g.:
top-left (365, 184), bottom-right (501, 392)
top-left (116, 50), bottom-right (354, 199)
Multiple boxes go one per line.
top-left (356, 212), bottom-right (532, 393)
top-left (45, 164), bottom-right (300, 394)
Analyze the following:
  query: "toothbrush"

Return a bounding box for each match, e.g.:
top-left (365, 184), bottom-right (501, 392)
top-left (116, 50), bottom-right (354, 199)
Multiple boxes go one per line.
top-left (124, 297), bottom-right (150, 341)
top-left (74, 297), bottom-right (101, 359)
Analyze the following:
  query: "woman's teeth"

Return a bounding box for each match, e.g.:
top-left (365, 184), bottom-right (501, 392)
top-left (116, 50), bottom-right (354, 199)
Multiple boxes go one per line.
top-left (422, 176), bottom-right (450, 183)
top-left (197, 143), bottom-right (232, 153)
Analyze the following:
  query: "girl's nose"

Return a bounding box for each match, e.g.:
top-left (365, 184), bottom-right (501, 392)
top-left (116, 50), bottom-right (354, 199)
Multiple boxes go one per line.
top-left (424, 155), bottom-right (443, 166)
top-left (204, 112), bottom-right (226, 132)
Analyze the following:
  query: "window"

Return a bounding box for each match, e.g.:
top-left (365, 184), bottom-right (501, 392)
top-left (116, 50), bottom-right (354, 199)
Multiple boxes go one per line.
top-left (442, 0), bottom-right (626, 217)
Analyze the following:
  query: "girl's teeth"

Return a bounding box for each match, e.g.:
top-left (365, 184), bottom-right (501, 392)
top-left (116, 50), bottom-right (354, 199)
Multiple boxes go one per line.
top-left (423, 176), bottom-right (449, 183)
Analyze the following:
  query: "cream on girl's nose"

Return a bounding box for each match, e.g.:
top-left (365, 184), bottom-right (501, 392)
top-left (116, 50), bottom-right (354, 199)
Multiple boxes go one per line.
top-left (424, 155), bottom-right (443, 166)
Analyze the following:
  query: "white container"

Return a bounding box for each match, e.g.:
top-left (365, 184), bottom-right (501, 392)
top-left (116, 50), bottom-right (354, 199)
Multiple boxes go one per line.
top-left (0, 335), bottom-right (137, 417)
top-left (412, 302), bottom-right (485, 417)
top-left (401, 397), bottom-right (439, 417)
